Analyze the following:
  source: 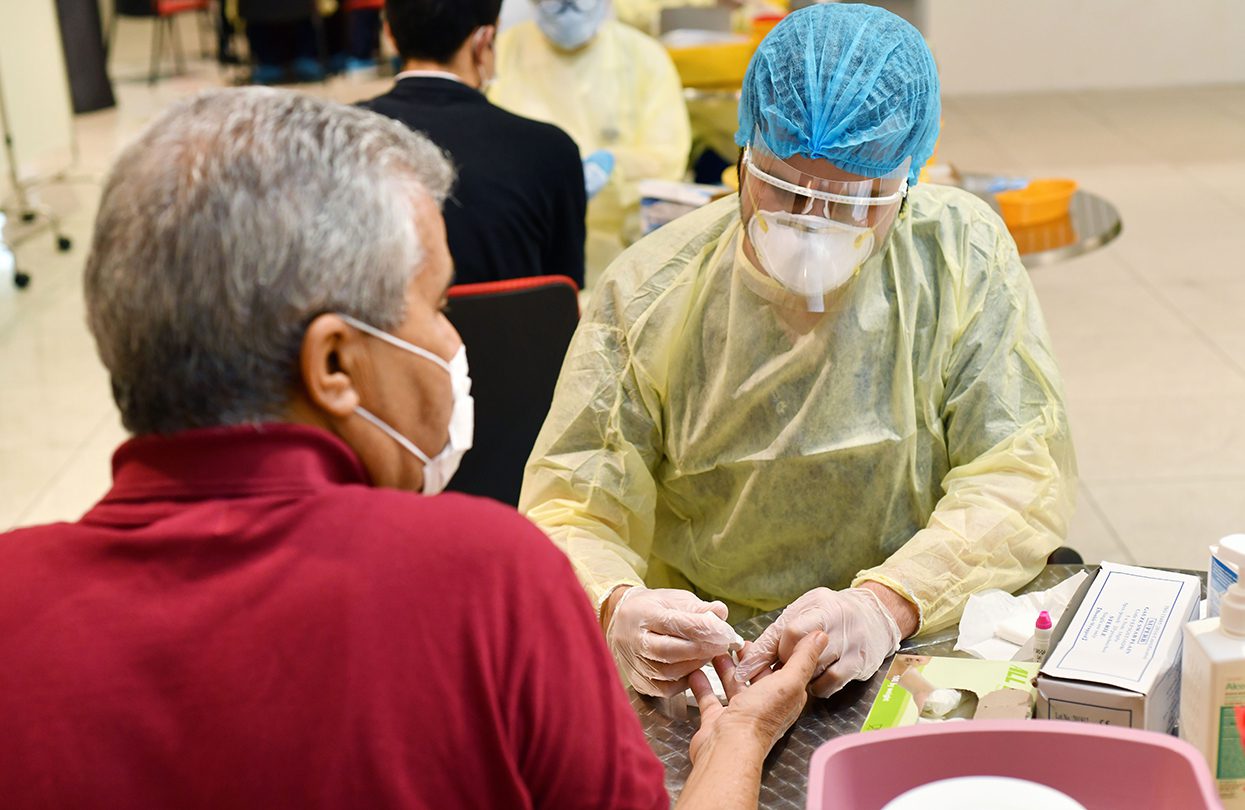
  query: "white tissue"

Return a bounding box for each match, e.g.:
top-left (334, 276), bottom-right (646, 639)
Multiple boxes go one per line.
top-left (921, 688), bottom-right (965, 718)
top-left (953, 572), bottom-right (1089, 661)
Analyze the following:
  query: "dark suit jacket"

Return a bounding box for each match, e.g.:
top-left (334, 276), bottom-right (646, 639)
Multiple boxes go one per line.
top-left (360, 77), bottom-right (586, 288)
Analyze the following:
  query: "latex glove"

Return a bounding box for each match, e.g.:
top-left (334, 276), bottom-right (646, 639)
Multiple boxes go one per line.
top-left (606, 586), bottom-right (744, 698)
top-left (583, 150), bottom-right (615, 199)
top-left (734, 587), bottom-right (901, 698)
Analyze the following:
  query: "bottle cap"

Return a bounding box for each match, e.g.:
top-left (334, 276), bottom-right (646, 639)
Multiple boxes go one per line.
top-left (1215, 534), bottom-right (1245, 569)
top-left (1036, 610), bottom-right (1052, 630)
top-left (1221, 580), bottom-right (1245, 638)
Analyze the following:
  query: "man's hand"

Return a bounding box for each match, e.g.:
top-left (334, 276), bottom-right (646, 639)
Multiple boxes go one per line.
top-left (687, 633), bottom-right (829, 765)
top-left (734, 587), bottom-right (904, 698)
top-left (606, 586), bottom-right (744, 698)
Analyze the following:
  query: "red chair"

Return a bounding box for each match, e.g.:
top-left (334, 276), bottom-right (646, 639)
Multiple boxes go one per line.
top-left (342, 0), bottom-right (384, 10)
top-left (443, 276), bottom-right (580, 506)
top-left (108, 0), bottom-right (214, 85)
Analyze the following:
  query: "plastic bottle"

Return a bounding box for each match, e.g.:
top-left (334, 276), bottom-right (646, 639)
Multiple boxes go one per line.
top-left (1181, 579), bottom-right (1245, 807)
top-left (1032, 610), bottom-right (1053, 663)
top-left (1210, 534), bottom-right (1245, 618)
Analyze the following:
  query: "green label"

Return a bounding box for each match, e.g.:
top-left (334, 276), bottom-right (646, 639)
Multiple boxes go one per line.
top-left (861, 674), bottom-right (912, 731)
top-left (1218, 707), bottom-right (1245, 779)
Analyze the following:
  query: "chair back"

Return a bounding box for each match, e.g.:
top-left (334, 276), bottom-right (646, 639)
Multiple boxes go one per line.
top-left (115, 0), bottom-right (158, 17)
top-left (444, 275), bottom-right (580, 505)
top-left (155, 0), bottom-right (211, 14)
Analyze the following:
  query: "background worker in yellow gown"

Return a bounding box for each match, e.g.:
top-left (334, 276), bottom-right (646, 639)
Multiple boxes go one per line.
top-left (491, 0), bottom-right (692, 283)
top-left (520, 4), bottom-right (1076, 699)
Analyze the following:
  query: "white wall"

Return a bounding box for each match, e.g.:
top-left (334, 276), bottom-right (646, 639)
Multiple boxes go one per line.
top-left (924, 0), bottom-right (1245, 95)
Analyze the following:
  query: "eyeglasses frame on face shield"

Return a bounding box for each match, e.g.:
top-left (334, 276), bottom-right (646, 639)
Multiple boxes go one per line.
top-left (537, 0), bottom-right (602, 14)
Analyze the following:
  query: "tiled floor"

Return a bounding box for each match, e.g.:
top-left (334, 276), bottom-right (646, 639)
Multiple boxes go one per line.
top-left (3, 36), bottom-right (1245, 571)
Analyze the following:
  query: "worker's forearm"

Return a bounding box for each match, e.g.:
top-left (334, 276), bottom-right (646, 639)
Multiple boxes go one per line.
top-left (598, 584), bottom-right (633, 632)
top-left (858, 581), bottom-right (920, 639)
top-left (676, 727), bottom-right (768, 810)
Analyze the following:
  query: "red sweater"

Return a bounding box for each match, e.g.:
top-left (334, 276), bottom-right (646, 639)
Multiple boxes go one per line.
top-left (0, 424), bottom-right (667, 809)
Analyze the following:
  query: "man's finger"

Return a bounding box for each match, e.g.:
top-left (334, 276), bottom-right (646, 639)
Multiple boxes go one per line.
top-left (781, 631), bottom-right (831, 686)
top-left (710, 654), bottom-right (742, 701)
top-left (689, 670), bottom-right (722, 714)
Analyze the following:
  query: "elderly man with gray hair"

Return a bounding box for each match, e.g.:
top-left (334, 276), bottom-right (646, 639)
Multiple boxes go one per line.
top-left (0, 88), bottom-right (826, 810)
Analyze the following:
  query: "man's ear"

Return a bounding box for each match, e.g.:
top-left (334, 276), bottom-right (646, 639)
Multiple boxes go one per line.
top-left (300, 313), bottom-right (363, 419)
top-left (476, 24), bottom-right (497, 56)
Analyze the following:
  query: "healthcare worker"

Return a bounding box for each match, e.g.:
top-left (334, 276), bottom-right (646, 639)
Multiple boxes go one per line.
top-left (490, 0), bottom-right (692, 283)
top-left (521, 4), bottom-right (1076, 699)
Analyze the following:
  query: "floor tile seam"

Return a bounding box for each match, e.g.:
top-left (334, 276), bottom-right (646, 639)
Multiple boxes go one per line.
top-left (1111, 252), bottom-right (1245, 382)
top-left (1076, 483), bottom-right (1135, 564)
top-left (10, 409), bottom-right (115, 527)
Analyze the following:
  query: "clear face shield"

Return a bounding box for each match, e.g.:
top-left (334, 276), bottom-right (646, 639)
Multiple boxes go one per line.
top-left (741, 127), bottom-right (911, 312)
top-left (536, 0), bottom-right (604, 11)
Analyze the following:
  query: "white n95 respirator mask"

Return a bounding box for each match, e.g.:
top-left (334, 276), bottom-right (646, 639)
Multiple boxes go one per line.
top-left (339, 314), bottom-right (474, 496)
top-left (741, 133), bottom-right (909, 312)
top-left (747, 212), bottom-right (875, 307)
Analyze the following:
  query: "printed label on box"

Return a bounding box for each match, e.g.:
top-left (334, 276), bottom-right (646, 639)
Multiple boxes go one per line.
top-left (1046, 698), bottom-right (1132, 727)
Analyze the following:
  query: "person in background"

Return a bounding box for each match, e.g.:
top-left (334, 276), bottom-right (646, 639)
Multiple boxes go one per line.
top-left (360, 0), bottom-right (586, 288)
top-left (0, 87), bottom-right (816, 810)
top-left (342, 1), bottom-right (383, 73)
top-left (491, 0), bottom-right (691, 284)
top-left (522, 5), bottom-right (1076, 700)
top-left (236, 0), bottom-right (326, 83)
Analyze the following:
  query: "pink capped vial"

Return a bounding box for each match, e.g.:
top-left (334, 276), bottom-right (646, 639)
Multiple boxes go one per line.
top-left (1036, 611), bottom-right (1052, 630)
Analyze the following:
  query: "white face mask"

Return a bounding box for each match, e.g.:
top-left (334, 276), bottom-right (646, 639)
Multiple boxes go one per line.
top-left (339, 315), bottom-right (474, 496)
top-left (746, 211), bottom-right (876, 313)
top-left (536, 0), bottom-right (607, 51)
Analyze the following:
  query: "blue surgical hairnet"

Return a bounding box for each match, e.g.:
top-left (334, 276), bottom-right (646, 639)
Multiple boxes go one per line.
top-left (736, 4), bottom-right (941, 186)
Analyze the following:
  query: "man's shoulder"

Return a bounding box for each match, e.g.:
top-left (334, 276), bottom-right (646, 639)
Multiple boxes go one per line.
top-left (316, 487), bottom-right (564, 571)
top-left (598, 195), bottom-right (740, 304)
top-left (902, 183), bottom-right (1027, 296)
top-left (482, 103), bottom-right (582, 160)
top-left (907, 183), bottom-right (1008, 239)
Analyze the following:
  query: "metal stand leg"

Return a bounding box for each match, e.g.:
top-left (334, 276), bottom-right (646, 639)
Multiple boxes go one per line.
top-left (149, 15), bottom-right (165, 85)
top-left (170, 17), bottom-right (186, 75)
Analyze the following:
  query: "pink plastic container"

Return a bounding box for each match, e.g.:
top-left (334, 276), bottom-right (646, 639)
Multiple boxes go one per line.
top-left (806, 720), bottom-right (1219, 809)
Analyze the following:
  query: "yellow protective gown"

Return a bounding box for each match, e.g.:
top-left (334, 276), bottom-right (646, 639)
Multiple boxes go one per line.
top-left (613, 0), bottom-right (717, 34)
top-left (520, 185), bottom-right (1077, 633)
top-left (490, 21), bottom-right (692, 284)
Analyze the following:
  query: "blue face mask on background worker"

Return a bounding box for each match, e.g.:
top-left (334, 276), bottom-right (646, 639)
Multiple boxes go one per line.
top-left (521, 3), bottom-right (1074, 700)
top-left (535, 0), bottom-right (608, 51)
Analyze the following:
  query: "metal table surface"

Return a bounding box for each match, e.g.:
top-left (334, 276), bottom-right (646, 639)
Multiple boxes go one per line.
top-left (953, 174), bottom-right (1121, 269)
top-left (631, 564), bottom-right (1200, 808)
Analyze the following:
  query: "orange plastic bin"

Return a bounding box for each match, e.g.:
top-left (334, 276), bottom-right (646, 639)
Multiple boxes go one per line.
top-left (995, 179), bottom-right (1078, 228)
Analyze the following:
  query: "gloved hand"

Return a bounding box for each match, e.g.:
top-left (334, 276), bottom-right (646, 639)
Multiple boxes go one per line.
top-left (606, 586), bottom-right (744, 698)
top-left (582, 150), bottom-right (615, 199)
top-left (734, 587), bottom-right (902, 698)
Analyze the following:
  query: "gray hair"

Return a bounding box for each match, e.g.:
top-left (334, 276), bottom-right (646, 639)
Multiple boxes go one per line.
top-left (84, 87), bottom-right (455, 435)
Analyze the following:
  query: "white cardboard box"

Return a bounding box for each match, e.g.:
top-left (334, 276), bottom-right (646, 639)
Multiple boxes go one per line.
top-left (1036, 562), bottom-right (1201, 733)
